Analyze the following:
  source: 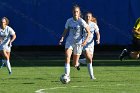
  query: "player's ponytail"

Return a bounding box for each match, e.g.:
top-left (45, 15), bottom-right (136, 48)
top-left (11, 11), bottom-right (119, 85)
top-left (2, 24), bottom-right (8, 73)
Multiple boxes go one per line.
top-left (91, 17), bottom-right (97, 24)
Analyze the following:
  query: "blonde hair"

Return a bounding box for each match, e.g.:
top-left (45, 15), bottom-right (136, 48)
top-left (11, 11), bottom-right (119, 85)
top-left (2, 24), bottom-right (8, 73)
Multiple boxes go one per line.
top-left (92, 17), bottom-right (97, 24)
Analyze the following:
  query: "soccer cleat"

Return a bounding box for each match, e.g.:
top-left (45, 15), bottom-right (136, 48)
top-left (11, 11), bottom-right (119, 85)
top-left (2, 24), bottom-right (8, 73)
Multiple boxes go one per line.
top-left (76, 65), bottom-right (80, 71)
top-left (91, 77), bottom-right (96, 80)
top-left (76, 63), bottom-right (80, 71)
top-left (119, 49), bottom-right (128, 61)
top-left (9, 72), bottom-right (12, 75)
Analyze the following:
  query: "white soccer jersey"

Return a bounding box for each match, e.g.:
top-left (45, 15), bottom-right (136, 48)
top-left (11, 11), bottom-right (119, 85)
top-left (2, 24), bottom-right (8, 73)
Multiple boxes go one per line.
top-left (83, 22), bottom-right (99, 54)
top-left (83, 22), bottom-right (99, 43)
top-left (0, 26), bottom-right (15, 51)
top-left (65, 17), bottom-right (88, 44)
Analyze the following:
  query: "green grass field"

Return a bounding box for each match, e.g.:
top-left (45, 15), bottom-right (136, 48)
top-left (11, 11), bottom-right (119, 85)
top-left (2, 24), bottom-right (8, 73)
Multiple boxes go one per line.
top-left (0, 60), bottom-right (140, 93)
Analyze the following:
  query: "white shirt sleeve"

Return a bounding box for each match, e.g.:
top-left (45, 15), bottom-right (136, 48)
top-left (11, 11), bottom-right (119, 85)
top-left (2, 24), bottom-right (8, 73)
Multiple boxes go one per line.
top-left (9, 27), bottom-right (15, 35)
top-left (94, 24), bottom-right (99, 32)
top-left (65, 19), bottom-right (70, 29)
top-left (80, 18), bottom-right (88, 28)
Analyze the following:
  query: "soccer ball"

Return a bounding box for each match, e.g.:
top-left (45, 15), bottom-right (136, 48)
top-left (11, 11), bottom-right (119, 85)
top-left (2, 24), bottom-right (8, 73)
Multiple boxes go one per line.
top-left (60, 74), bottom-right (70, 84)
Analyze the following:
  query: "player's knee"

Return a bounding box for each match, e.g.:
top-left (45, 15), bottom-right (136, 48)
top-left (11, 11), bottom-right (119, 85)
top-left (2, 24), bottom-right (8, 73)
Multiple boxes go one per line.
top-left (86, 58), bottom-right (92, 63)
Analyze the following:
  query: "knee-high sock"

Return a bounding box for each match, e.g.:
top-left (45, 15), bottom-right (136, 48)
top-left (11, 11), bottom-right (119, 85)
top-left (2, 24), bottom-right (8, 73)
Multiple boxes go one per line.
top-left (3, 60), bottom-right (12, 72)
top-left (79, 58), bottom-right (86, 64)
top-left (65, 63), bottom-right (70, 76)
top-left (87, 63), bottom-right (94, 79)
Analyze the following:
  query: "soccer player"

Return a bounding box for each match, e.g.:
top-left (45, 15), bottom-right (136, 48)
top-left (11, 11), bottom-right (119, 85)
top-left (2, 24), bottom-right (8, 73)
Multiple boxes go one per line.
top-left (78, 12), bottom-right (100, 79)
top-left (59, 5), bottom-right (91, 77)
top-left (119, 17), bottom-right (140, 60)
top-left (0, 17), bottom-right (16, 74)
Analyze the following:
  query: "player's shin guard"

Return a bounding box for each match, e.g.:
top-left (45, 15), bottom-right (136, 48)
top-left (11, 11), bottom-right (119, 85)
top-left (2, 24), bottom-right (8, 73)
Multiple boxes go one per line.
top-left (65, 63), bottom-right (70, 76)
top-left (87, 63), bottom-right (94, 79)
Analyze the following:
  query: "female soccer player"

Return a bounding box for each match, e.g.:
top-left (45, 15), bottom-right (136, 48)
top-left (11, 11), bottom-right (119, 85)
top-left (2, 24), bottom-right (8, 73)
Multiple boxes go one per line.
top-left (0, 17), bottom-right (16, 74)
top-left (78, 12), bottom-right (100, 79)
top-left (119, 17), bottom-right (140, 60)
top-left (59, 5), bottom-right (91, 77)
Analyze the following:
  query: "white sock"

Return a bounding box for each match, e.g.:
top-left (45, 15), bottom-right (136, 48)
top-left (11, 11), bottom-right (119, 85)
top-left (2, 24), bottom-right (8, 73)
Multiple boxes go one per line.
top-left (79, 58), bottom-right (87, 64)
top-left (64, 63), bottom-right (70, 76)
top-left (87, 63), bottom-right (94, 79)
top-left (3, 60), bottom-right (12, 73)
top-left (75, 62), bottom-right (80, 67)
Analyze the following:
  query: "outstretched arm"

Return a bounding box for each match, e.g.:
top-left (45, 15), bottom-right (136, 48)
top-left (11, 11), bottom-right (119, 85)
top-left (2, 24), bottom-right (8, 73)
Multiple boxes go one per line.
top-left (95, 31), bottom-right (100, 44)
top-left (59, 29), bottom-right (68, 45)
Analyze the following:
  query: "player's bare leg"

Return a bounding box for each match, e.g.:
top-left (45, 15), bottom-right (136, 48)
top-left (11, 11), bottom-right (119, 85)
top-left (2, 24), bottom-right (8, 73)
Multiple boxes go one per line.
top-left (73, 54), bottom-right (80, 70)
top-left (85, 51), bottom-right (95, 79)
top-left (130, 51), bottom-right (139, 59)
top-left (0, 50), bottom-right (12, 75)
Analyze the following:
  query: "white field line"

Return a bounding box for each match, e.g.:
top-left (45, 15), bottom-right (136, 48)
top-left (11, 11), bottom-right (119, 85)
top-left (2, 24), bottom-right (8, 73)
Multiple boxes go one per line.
top-left (35, 84), bottom-right (127, 93)
top-left (35, 87), bottom-right (67, 93)
top-left (35, 89), bottom-right (46, 93)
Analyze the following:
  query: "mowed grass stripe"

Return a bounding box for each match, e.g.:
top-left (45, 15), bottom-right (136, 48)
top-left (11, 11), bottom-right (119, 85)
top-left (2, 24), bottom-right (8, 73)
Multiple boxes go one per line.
top-left (0, 66), bottom-right (140, 93)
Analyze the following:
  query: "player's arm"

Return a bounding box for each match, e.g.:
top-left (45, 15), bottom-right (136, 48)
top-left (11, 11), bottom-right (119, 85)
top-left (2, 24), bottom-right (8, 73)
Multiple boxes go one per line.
top-left (59, 19), bottom-right (69, 45)
top-left (133, 28), bottom-right (140, 35)
top-left (59, 29), bottom-right (68, 45)
top-left (9, 33), bottom-right (16, 46)
top-left (95, 31), bottom-right (100, 44)
top-left (94, 24), bottom-right (100, 44)
top-left (82, 26), bottom-right (90, 46)
top-left (10, 34), bottom-right (16, 43)
top-left (133, 18), bottom-right (140, 35)
top-left (9, 27), bottom-right (16, 46)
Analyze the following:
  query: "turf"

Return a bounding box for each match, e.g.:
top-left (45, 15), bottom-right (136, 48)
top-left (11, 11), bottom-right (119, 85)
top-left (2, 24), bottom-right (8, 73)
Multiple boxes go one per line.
top-left (0, 64), bottom-right (140, 93)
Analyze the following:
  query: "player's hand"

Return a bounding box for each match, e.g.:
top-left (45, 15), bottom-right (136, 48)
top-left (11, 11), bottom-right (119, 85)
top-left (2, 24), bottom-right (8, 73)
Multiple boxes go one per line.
top-left (59, 38), bottom-right (63, 45)
top-left (8, 42), bottom-right (12, 47)
top-left (96, 40), bottom-right (100, 44)
top-left (82, 41), bottom-right (87, 46)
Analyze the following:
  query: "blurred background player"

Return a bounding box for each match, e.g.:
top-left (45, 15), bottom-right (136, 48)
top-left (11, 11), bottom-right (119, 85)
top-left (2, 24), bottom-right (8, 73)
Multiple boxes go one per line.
top-left (78, 12), bottom-right (100, 79)
top-left (119, 17), bottom-right (140, 60)
top-left (59, 5), bottom-right (90, 77)
top-left (0, 17), bottom-right (16, 74)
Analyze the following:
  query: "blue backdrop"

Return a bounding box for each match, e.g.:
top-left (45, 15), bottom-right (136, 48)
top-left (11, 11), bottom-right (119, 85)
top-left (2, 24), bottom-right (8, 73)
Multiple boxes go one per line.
top-left (0, 0), bottom-right (140, 46)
